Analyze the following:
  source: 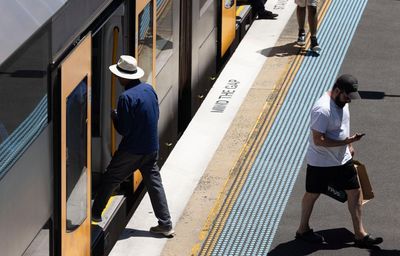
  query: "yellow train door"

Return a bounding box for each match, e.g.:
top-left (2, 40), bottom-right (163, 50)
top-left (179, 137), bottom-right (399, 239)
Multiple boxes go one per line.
top-left (59, 33), bottom-right (92, 256)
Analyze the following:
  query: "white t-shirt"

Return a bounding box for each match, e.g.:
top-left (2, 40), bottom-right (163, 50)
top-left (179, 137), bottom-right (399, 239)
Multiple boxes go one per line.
top-left (306, 92), bottom-right (352, 167)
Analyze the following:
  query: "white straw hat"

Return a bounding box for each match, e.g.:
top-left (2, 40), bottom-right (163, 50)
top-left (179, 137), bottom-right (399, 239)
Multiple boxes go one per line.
top-left (109, 55), bottom-right (145, 79)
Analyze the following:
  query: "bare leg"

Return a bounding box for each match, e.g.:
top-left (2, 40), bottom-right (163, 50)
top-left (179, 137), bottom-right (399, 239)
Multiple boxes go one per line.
top-left (297, 192), bottom-right (320, 233)
top-left (307, 5), bottom-right (318, 37)
top-left (297, 6), bottom-right (306, 31)
top-left (346, 188), bottom-right (368, 239)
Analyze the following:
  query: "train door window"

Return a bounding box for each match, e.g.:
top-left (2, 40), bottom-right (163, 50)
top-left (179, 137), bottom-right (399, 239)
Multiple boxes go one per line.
top-left (65, 78), bottom-right (88, 231)
top-left (137, 0), bottom-right (155, 84)
top-left (156, 0), bottom-right (173, 74)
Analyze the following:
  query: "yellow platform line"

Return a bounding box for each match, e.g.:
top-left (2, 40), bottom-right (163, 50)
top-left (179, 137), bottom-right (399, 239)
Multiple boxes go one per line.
top-left (192, 1), bottom-right (332, 255)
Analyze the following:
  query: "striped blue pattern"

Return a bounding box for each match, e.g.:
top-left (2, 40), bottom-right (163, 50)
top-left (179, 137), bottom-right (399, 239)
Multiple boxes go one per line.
top-left (139, 4), bottom-right (152, 41)
top-left (210, 0), bottom-right (368, 255)
top-left (0, 95), bottom-right (47, 180)
top-left (139, 0), bottom-right (170, 40)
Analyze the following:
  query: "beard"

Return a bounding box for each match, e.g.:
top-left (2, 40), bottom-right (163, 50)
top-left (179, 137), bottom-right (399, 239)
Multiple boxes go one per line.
top-left (334, 94), bottom-right (346, 108)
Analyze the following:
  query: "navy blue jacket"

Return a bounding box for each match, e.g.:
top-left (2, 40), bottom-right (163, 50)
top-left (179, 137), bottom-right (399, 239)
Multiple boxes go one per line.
top-left (113, 81), bottom-right (159, 154)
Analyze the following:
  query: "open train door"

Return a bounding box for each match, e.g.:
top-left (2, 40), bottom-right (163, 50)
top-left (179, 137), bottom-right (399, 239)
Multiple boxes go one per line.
top-left (56, 33), bottom-right (92, 256)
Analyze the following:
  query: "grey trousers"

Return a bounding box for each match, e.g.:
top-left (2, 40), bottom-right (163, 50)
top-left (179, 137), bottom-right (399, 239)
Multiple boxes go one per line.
top-left (92, 150), bottom-right (172, 228)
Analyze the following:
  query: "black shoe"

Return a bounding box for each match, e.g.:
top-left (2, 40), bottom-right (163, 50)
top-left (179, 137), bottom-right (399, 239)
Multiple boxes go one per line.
top-left (258, 10), bottom-right (278, 19)
top-left (310, 36), bottom-right (321, 53)
top-left (295, 229), bottom-right (325, 244)
top-left (354, 234), bottom-right (383, 248)
top-left (92, 214), bottom-right (102, 223)
top-left (150, 225), bottom-right (175, 237)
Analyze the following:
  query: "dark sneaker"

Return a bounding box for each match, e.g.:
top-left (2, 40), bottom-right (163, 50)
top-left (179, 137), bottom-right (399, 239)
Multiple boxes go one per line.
top-left (258, 10), bottom-right (278, 19)
top-left (297, 31), bottom-right (306, 46)
top-left (150, 225), bottom-right (175, 237)
top-left (310, 36), bottom-right (321, 53)
top-left (295, 229), bottom-right (325, 243)
top-left (355, 234), bottom-right (383, 248)
top-left (92, 214), bottom-right (102, 223)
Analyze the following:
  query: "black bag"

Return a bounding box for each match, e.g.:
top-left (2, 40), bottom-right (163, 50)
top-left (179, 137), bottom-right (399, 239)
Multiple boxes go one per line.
top-left (325, 185), bottom-right (347, 203)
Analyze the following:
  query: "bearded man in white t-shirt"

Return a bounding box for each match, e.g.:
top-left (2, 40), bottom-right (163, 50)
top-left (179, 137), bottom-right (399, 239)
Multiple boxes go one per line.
top-left (295, 74), bottom-right (383, 248)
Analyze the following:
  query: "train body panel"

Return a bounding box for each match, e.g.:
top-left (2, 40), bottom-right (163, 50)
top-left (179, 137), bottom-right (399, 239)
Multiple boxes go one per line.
top-left (0, 127), bottom-right (52, 256)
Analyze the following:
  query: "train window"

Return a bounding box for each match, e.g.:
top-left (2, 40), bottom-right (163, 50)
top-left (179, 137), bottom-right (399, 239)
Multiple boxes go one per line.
top-left (156, 0), bottom-right (173, 74)
top-left (0, 25), bottom-right (49, 178)
top-left (66, 78), bottom-right (88, 232)
top-left (138, 2), bottom-right (154, 84)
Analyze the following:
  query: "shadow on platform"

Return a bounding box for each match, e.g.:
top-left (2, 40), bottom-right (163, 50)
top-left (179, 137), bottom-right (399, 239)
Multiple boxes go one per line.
top-left (259, 42), bottom-right (303, 58)
top-left (267, 228), bottom-right (398, 256)
top-left (369, 249), bottom-right (400, 256)
top-left (258, 41), bottom-right (324, 59)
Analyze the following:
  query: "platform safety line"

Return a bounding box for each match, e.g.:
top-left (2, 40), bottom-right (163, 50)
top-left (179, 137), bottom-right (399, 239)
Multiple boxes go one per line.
top-left (193, 1), bottom-right (333, 255)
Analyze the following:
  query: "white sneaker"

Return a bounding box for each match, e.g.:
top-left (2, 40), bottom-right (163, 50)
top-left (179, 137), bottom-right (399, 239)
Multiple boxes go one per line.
top-left (311, 36), bottom-right (321, 54)
top-left (297, 31), bottom-right (306, 46)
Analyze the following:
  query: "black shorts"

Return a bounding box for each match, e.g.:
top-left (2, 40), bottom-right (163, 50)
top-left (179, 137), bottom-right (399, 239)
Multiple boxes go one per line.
top-left (306, 159), bottom-right (360, 193)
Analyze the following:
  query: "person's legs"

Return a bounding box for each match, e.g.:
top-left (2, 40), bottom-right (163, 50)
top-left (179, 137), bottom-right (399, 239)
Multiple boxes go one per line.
top-left (346, 188), bottom-right (367, 239)
top-left (249, 0), bottom-right (265, 14)
top-left (139, 152), bottom-right (172, 228)
top-left (296, 2), bottom-right (306, 45)
top-left (307, 5), bottom-right (318, 36)
top-left (297, 192), bottom-right (320, 233)
top-left (307, 1), bottom-right (321, 51)
top-left (92, 150), bottom-right (141, 220)
top-left (339, 160), bottom-right (382, 246)
top-left (296, 164), bottom-right (327, 243)
top-left (295, 192), bottom-right (324, 243)
top-left (296, 6), bottom-right (306, 31)
top-left (250, 0), bottom-right (278, 19)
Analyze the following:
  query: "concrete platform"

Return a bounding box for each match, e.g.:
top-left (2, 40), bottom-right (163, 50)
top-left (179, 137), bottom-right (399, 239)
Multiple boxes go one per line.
top-left (110, 0), bottom-right (400, 255)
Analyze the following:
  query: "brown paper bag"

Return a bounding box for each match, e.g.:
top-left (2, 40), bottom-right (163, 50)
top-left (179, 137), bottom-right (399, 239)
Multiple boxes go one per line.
top-left (353, 160), bottom-right (374, 204)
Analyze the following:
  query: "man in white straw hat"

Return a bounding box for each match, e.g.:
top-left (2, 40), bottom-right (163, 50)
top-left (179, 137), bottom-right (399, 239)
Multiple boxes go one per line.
top-left (92, 55), bottom-right (174, 237)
